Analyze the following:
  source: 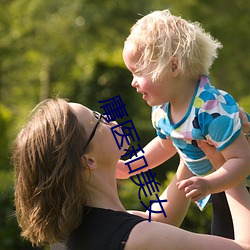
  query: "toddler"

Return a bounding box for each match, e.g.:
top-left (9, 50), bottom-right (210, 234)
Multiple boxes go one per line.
top-left (117, 9), bottom-right (250, 238)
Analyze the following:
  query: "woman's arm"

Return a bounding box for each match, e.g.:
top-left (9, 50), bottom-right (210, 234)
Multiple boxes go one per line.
top-left (128, 159), bottom-right (193, 227)
top-left (125, 183), bottom-right (250, 250)
top-left (149, 159), bottom-right (192, 226)
top-left (225, 184), bottom-right (250, 244)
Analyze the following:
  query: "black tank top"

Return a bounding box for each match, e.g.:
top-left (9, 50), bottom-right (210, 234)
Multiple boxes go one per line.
top-left (66, 206), bottom-right (146, 250)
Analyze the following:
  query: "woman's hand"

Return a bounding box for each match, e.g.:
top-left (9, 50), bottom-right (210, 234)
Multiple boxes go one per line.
top-left (239, 107), bottom-right (250, 140)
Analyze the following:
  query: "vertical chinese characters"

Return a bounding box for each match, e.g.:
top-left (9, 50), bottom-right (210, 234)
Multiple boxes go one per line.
top-left (99, 95), bottom-right (168, 221)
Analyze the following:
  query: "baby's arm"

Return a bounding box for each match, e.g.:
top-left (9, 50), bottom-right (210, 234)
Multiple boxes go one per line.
top-left (116, 136), bottom-right (177, 179)
top-left (178, 132), bottom-right (250, 201)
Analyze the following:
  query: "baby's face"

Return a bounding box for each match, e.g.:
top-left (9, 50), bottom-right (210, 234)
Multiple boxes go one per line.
top-left (123, 43), bottom-right (174, 106)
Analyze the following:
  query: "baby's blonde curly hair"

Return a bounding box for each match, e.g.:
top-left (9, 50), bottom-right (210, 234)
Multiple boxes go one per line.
top-left (125, 9), bottom-right (222, 81)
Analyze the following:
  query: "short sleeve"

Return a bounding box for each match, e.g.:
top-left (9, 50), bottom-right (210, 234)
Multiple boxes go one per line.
top-left (197, 89), bottom-right (241, 150)
top-left (156, 130), bottom-right (168, 139)
top-left (151, 105), bottom-right (170, 140)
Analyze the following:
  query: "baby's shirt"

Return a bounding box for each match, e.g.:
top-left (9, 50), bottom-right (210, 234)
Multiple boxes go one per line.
top-left (152, 75), bottom-right (241, 176)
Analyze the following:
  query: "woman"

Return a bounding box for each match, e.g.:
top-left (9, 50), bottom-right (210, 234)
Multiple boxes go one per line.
top-left (13, 98), bottom-right (250, 249)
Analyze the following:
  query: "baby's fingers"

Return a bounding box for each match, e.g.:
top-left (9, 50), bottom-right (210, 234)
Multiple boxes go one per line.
top-left (185, 189), bottom-right (201, 201)
top-left (176, 179), bottom-right (194, 190)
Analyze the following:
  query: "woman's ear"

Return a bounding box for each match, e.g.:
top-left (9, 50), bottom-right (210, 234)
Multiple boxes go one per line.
top-left (82, 155), bottom-right (97, 169)
top-left (170, 57), bottom-right (180, 77)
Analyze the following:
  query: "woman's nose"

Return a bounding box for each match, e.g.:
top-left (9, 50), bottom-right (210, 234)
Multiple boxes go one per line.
top-left (110, 120), bottom-right (119, 128)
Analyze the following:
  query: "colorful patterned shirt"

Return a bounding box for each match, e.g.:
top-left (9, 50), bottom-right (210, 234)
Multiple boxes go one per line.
top-left (152, 75), bottom-right (242, 176)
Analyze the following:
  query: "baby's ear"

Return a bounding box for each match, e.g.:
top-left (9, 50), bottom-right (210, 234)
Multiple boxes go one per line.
top-left (171, 57), bottom-right (180, 76)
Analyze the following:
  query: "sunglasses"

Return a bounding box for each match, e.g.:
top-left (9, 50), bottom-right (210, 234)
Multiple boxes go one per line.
top-left (83, 111), bottom-right (108, 151)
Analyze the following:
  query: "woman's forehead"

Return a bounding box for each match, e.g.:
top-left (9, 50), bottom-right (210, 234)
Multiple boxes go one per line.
top-left (68, 103), bottom-right (94, 132)
top-left (68, 103), bottom-right (91, 122)
top-left (68, 103), bottom-right (91, 114)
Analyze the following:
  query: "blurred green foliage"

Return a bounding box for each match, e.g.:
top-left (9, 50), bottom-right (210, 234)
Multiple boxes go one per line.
top-left (0, 0), bottom-right (249, 248)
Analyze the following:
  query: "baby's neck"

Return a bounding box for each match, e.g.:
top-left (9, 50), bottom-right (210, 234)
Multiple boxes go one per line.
top-left (169, 77), bottom-right (198, 124)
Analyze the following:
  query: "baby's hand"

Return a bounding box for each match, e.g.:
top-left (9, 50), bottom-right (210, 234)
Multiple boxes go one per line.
top-left (177, 176), bottom-right (211, 202)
